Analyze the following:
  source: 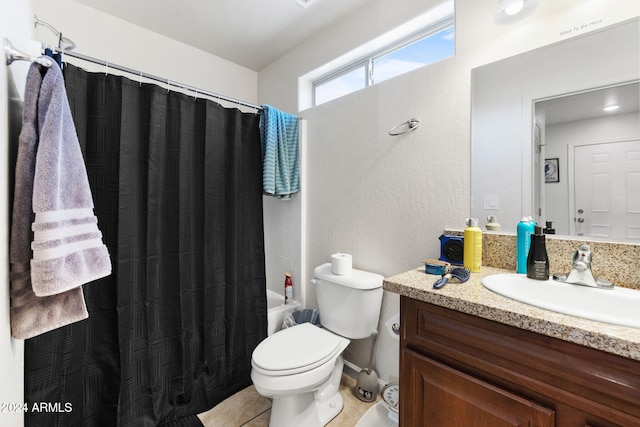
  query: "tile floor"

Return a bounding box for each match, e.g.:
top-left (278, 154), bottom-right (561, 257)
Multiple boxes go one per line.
top-left (197, 374), bottom-right (379, 427)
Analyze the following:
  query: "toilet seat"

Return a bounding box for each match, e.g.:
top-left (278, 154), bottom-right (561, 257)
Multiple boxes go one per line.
top-left (252, 323), bottom-right (345, 376)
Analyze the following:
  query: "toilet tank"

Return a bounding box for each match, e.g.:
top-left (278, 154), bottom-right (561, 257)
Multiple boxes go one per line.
top-left (313, 263), bottom-right (384, 339)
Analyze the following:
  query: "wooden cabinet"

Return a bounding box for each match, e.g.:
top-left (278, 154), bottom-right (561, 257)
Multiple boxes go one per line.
top-left (404, 349), bottom-right (555, 426)
top-left (400, 297), bottom-right (640, 427)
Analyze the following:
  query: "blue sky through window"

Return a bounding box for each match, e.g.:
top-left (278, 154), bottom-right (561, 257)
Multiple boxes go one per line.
top-left (373, 26), bottom-right (455, 84)
top-left (314, 24), bottom-right (455, 106)
top-left (315, 65), bottom-right (366, 105)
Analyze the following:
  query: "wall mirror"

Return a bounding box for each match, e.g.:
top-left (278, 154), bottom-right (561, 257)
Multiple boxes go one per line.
top-left (471, 18), bottom-right (639, 242)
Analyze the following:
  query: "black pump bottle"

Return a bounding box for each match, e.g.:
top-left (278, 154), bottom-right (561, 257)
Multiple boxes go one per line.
top-left (527, 226), bottom-right (549, 280)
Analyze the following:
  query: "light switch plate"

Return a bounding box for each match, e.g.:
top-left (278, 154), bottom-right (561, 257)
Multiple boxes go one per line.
top-left (484, 195), bottom-right (499, 210)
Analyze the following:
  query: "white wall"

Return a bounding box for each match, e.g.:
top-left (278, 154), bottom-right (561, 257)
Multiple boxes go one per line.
top-left (33, 0), bottom-right (257, 106)
top-left (258, 0), bottom-right (640, 383)
top-left (1, 2), bottom-right (35, 425)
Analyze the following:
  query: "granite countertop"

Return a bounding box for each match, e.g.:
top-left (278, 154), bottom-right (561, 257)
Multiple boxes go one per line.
top-left (384, 266), bottom-right (640, 362)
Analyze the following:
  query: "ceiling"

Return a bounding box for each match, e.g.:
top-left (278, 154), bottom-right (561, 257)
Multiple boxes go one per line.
top-left (537, 82), bottom-right (640, 125)
top-left (73, 0), bottom-right (375, 71)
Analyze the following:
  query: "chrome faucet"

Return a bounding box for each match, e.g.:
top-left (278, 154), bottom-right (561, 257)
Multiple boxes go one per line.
top-left (563, 245), bottom-right (613, 289)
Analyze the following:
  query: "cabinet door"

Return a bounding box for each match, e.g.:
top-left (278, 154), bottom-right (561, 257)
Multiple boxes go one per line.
top-left (402, 349), bottom-right (555, 427)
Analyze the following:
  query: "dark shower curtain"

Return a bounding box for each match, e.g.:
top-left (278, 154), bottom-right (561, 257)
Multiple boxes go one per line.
top-left (24, 64), bottom-right (267, 427)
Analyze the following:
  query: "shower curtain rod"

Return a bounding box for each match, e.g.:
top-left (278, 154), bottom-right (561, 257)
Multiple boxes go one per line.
top-left (51, 47), bottom-right (262, 111)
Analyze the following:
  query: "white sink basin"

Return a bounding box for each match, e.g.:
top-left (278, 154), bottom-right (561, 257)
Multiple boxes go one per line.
top-left (481, 274), bottom-right (640, 329)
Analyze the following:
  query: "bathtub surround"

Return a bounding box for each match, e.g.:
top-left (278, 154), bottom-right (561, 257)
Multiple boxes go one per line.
top-left (24, 64), bottom-right (267, 426)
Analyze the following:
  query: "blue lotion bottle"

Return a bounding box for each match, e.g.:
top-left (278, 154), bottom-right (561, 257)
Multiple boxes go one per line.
top-left (516, 217), bottom-right (535, 274)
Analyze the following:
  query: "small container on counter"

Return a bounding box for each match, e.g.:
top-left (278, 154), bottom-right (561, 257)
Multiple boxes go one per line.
top-left (463, 218), bottom-right (482, 273)
top-left (516, 217), bottom-right (535, 274)
top-left (527, 226), bottom-right (550, 280)
top-left (423, 259), bottom-right (450, 275)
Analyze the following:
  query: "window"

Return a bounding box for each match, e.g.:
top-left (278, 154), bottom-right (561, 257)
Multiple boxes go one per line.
top-left (313, 19), bottom-right (455, 106)
top-left (314, 65), bottom-right (367, 106)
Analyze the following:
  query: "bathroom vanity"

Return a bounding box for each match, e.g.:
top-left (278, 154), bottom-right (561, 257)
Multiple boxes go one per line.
top-left (384, 266), bottom-right (640, 427)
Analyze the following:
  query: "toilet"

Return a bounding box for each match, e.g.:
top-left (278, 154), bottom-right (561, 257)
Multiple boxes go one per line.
top-left (251, 263), bottom-right (384, 427)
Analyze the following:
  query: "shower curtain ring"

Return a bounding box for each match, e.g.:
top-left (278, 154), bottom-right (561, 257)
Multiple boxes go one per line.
top-left (139, 71), bottom-right (143, 87)
top-left (104, 61), bottom-right (109, 76)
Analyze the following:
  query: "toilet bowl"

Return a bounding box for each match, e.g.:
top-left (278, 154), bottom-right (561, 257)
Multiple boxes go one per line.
top-left (251, 263), bottom-right (384, 427)
top-left (251, 323), bottom-right (350, 426)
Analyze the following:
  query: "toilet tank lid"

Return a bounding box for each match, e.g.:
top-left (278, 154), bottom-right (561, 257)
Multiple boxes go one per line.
top-left (313, 263), bottom-right (383, 290)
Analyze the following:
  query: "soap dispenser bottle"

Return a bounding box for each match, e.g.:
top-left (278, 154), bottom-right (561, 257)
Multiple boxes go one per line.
top-left (516, 217), bottom-right (535, 274)
top-left (527, 226), bottom-right (549, 280)
top-left (463, 218), bottom-right (482, 272)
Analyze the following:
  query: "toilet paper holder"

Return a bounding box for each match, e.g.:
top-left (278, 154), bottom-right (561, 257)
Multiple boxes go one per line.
top-left (385, 314), bottom-right (400, 340)
top-left (391, 323), bottom-right (400, 335)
